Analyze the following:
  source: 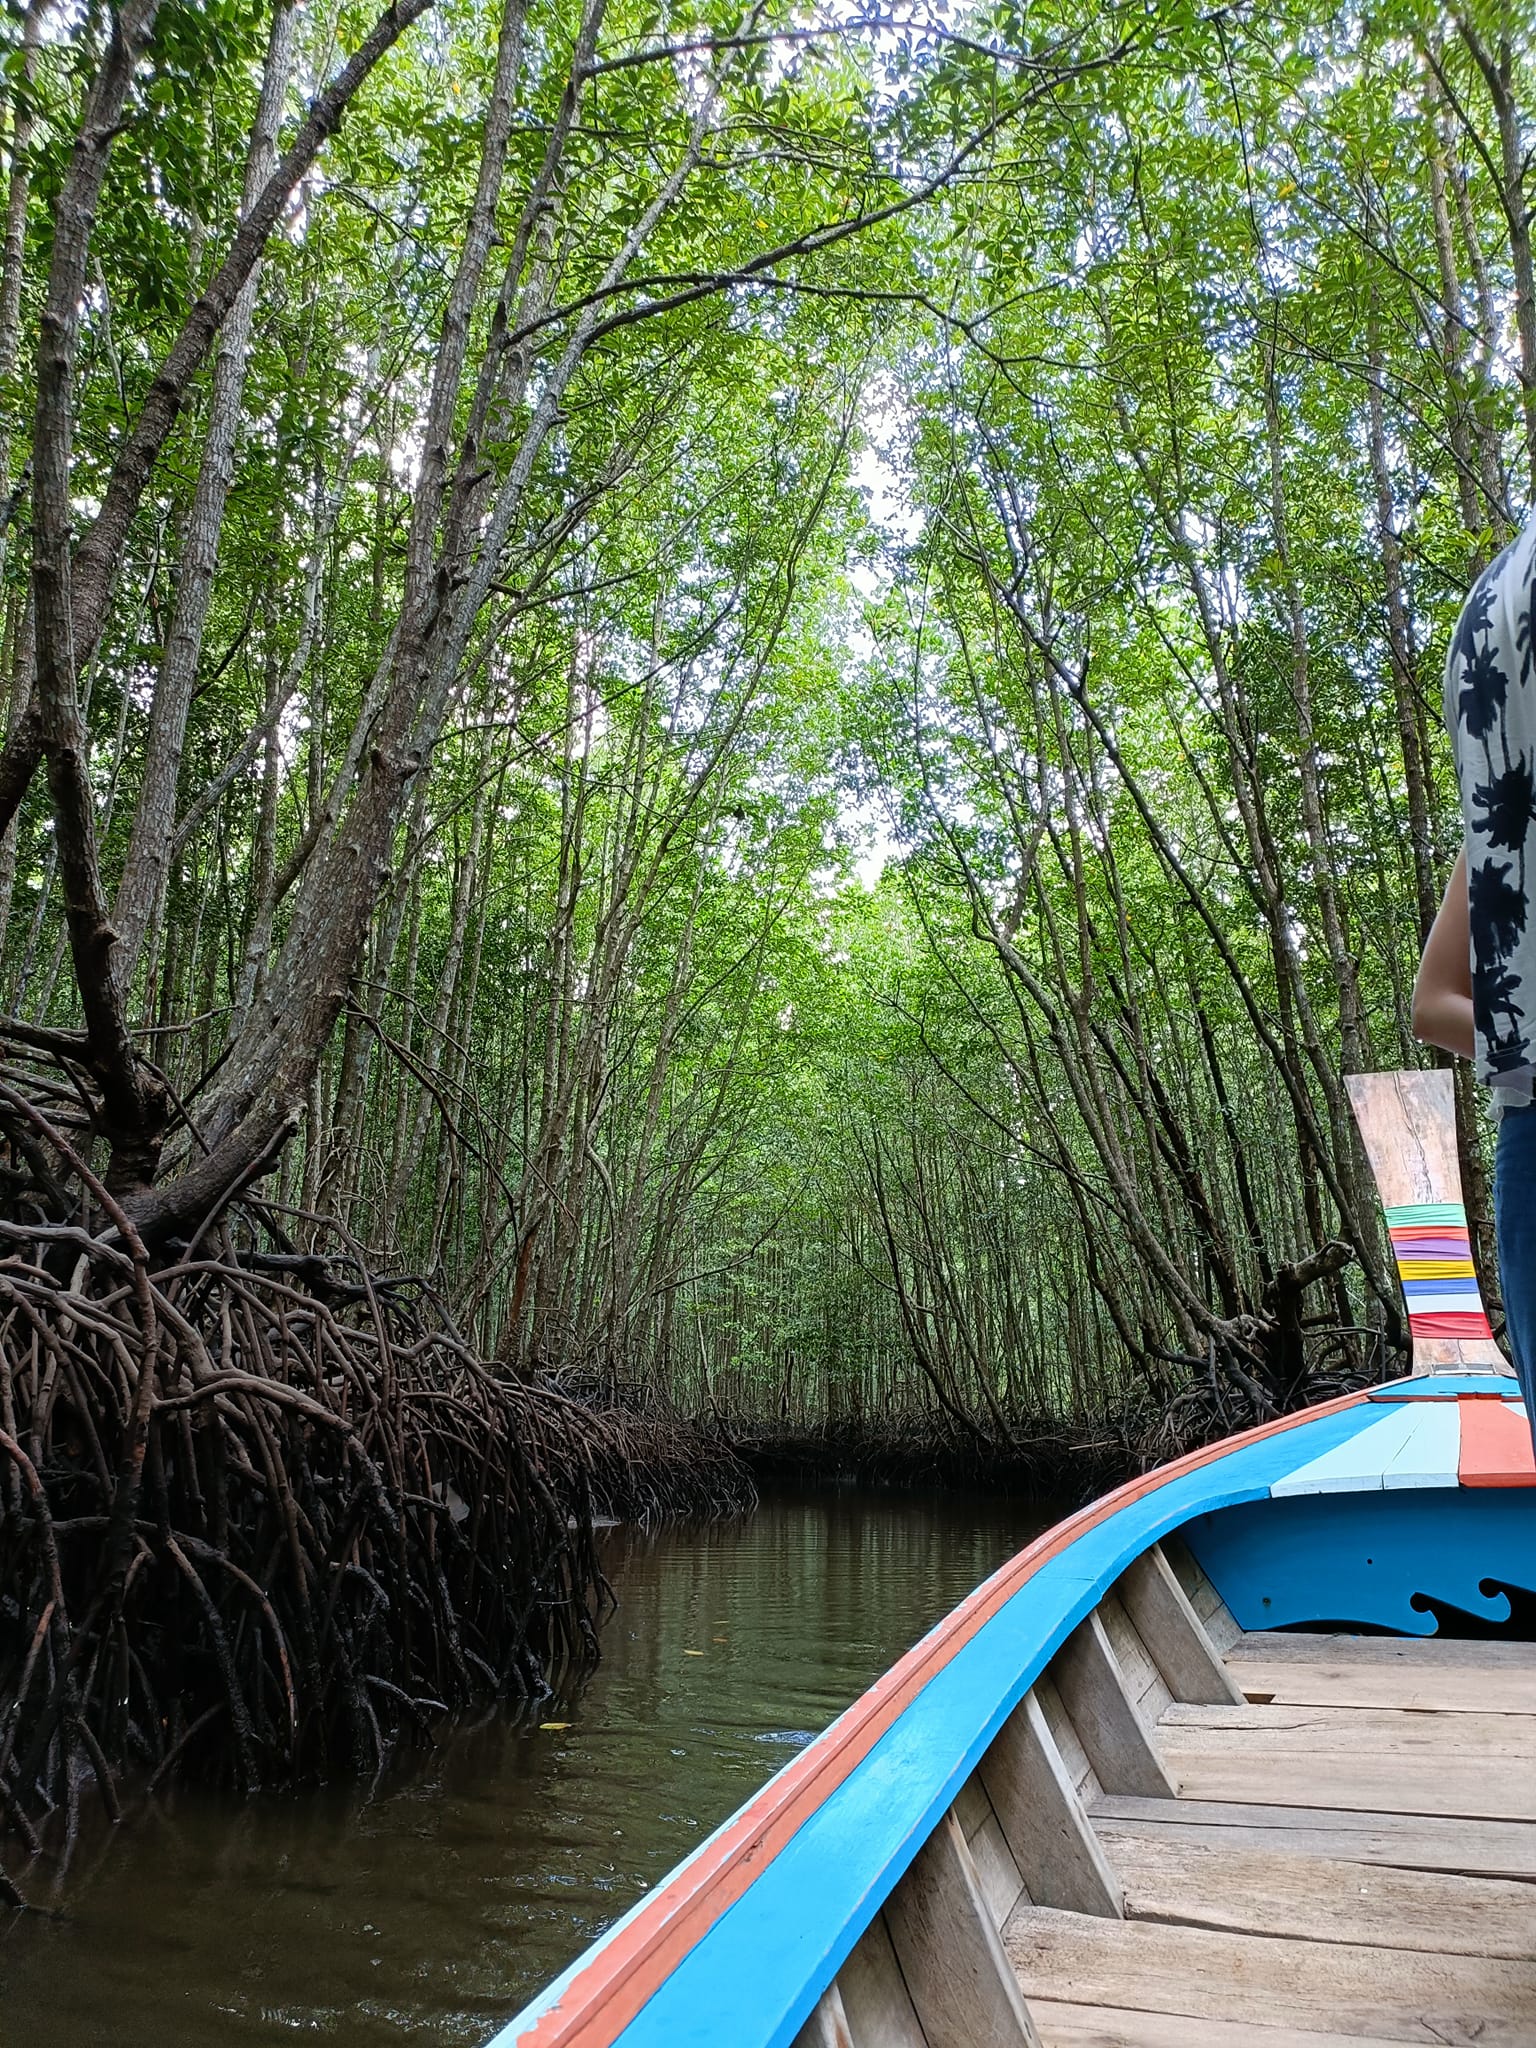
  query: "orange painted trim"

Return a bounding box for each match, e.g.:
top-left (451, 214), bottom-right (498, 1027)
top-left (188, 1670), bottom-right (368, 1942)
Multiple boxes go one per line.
top-left (516, 1383), bottom-right (1373, 2048)
top-left (1458, 1393), bottom-right (1536, 1487)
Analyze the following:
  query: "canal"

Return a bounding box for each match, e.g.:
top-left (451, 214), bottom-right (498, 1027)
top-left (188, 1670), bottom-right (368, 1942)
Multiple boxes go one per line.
top-left (1, 1488), bottom-right (1047, 2046)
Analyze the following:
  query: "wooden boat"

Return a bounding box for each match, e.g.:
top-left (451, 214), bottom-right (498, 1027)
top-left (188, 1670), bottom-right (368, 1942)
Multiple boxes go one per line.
top-left (491, 1072), bottom-right (1536, 2048)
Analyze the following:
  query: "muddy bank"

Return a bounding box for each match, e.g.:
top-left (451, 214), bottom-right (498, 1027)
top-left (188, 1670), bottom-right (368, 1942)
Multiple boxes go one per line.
top-left (732, 1416), bottom-right (1137, 1504)
top-left (728, 1354), bottom-right (1390, 1501)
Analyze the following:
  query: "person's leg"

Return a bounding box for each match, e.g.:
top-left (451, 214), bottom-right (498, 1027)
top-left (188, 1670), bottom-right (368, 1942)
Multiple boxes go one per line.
top-left (1495, 1103), bottom-right (1536, 1425)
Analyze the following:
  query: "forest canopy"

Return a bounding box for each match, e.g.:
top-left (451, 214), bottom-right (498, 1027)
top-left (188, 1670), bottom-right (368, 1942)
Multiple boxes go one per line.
top-left (0, 0), bottom-right (1531, 1844)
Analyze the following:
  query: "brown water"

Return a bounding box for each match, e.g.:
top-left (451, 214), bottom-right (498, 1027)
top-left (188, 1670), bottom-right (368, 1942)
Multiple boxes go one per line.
top-left (0, 1489), bottom-right (1047, 2047)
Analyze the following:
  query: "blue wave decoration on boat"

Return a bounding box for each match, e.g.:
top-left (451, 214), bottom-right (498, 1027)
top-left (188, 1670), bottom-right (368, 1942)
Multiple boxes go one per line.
top-left (1182, 1487), bottom-right (1536, 1634)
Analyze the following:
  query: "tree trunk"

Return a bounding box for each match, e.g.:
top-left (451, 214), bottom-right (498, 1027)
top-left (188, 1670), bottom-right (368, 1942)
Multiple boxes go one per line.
top-left (1366, 321), bottom-right (1441, 945)
top-left (113, 4), bottom-right (297, 985)
top-left (1261, 325), bottom-right (1367, 1073)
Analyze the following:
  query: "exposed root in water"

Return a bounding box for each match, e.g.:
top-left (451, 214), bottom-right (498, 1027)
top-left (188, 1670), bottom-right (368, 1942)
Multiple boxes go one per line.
top-left (586, 1405), bottom-right (758, 1521)
top-left (0, 1124), bottom-right (753, 1907)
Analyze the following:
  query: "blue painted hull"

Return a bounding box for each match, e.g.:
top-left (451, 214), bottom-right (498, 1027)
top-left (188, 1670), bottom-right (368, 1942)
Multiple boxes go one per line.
top-left (1186, 1485), bottom-right (1536, 1636)
top-left (492, 1368), bottom-right (1536, 2048)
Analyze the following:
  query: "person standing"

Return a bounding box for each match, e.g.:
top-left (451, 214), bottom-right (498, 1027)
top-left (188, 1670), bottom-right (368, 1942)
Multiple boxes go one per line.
top-left (1413, 514), bottom-right (1536, 1424)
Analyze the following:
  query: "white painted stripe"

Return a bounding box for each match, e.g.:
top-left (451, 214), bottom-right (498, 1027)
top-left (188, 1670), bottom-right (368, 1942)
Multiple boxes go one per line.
top-left (1271, 1407), bottom-right (1432, 1497)
top-left (1406, 1287), bottom-right (1491, 1315)
top-left (1380, 1400), bottom-right (1461, 1490)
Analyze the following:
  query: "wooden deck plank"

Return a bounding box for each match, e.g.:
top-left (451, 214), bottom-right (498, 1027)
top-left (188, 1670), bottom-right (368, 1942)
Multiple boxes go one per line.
top-left (1231, 1655), bottom-right (1536, 1715)
top-left (1031, 2000), bottom-right (1427, 2048)
top-left (1160, 1699), bottom-right (1536, 1758)
top-left (1097, 1821), bottom-right (1536, 1959)
top-left (1163, 1741), bottom-right (1536, 1819)
top-left (1004, 1903), bottom-right (1536, 2043)
top-left (1226, 1630), bottom-right (1536, 1671)
top-left (1089, 1794), bottom-right (1536, 1879)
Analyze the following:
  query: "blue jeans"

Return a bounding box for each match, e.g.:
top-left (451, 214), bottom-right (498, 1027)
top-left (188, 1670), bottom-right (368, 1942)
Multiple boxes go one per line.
top-left (1495, 1103), bottom-right (1536, 1421)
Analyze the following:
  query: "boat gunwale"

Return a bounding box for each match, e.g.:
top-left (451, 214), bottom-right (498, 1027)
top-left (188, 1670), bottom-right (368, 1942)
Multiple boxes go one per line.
top-left (494, 1377), bottom-right (1399, 2048)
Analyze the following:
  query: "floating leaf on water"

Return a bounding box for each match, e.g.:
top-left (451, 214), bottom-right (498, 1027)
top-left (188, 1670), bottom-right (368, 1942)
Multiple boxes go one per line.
top-left (539, 1721), bottom-right (571, 1730)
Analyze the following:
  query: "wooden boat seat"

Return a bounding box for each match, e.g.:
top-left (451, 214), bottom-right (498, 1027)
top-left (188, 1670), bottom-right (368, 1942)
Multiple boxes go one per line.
top-left (800, 1538), bottom-right (1536, 2048)
top-left (1003, 1620), bottom-right (1536, 2045)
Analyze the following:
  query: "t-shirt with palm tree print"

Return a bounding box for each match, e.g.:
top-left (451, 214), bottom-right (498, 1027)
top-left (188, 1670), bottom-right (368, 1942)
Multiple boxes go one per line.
top-left (1445, 511), bottom-right (1536, 1106)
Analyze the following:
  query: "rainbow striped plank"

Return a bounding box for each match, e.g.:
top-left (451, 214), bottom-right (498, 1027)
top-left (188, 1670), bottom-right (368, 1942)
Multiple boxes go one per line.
top-left (1385, 1200), bottom-right (1494, 1342)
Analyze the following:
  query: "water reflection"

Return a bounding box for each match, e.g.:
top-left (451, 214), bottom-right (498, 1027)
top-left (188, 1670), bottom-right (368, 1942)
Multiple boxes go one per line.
top-left (0, 1488), bottom-right (1046, 2046)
